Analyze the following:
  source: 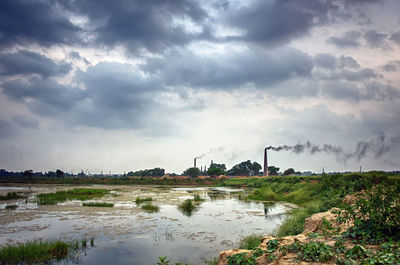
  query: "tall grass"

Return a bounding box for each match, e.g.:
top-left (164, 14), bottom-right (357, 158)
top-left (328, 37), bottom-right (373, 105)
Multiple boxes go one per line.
top-left (37, 188), bottom-right (109, 205)
top-left (135, 197), bottom-right (153, 204)
top-left (238, 234), bottom-right (263, 250)
top-left (141, 204), bottom-right (160, 213)
top-left (0, 240), bottom-right (75, 264)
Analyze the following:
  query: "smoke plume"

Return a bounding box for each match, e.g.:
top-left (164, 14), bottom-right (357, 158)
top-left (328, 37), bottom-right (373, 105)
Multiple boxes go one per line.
top-left (195, 146), bottom-right (224, 160)
top-left (267, 133), bottom-right (400, 162)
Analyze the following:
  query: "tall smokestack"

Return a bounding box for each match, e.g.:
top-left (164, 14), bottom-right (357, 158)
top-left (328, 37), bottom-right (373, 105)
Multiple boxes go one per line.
top-left (194, 158), bottom-right (197, 168)
top-left (264, 148), bottom-right (269, 177)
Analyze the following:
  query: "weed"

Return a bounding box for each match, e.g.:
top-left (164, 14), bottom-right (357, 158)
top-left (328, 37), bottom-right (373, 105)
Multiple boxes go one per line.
top-left (156, 256), bottom-right (189, 265)
top-left (135, 197), bottom-right (153, 204)
top-left (82, 202), bottom-right (113, 207)
top-left (5, 204), bottom-right (18, 210)
top-left (238, 234), bottom-right (263, 250)
top-left (193, 194), bottom-right (204, 201)
top-left (37, 188), bottom-right (108, 205)
top-left (141, 204), bottom-right (160, 213)
top-left (90, 237), bottom-right (95, 247)
top-left (0, 192), bottom-right (23, 200)
top-left (178, 199), bottom-right (198, 216)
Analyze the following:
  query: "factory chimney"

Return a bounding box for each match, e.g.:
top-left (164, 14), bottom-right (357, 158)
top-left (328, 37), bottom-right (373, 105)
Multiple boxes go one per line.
top-left (194, 158), bottom-right (197, 168)
top-left (264, 148), bottom-right (269, 177)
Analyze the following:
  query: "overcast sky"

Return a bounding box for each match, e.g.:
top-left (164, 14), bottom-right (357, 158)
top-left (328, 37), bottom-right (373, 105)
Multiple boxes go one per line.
top-left (1, 0), bottom-right (400, 174)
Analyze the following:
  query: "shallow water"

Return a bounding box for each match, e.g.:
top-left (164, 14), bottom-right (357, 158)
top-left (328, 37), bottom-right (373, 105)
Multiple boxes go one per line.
top-left (0, 184), bottom-right (291, 264)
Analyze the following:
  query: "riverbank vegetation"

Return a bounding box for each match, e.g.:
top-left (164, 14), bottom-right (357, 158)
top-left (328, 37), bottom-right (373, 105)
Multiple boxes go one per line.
top-left (36, 188), bottom-right (109, 205)
top-left (0, 238), bottom-right (93, 264)
top-left (223, 172), bottom-right (400, 264)
top-left (0, 192), bottom-right (23, 200)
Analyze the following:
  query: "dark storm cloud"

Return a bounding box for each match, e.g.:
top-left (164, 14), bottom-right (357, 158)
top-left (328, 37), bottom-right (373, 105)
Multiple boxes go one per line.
top-left (58, 0), bottom-right (211, 53)
top-left (390, 31), bottom-right (400, 45)
top-left (364, 30), bottom-right (387, 48)
top-left (1, 62), bottom-right (169, 129)
top-left (225, 0), bottom-right (385, 47)
top-left (0, 0), bottom-right (81, 47)
top-left (143, 47), bottom-right (314, 89)
top-left (226, 0), bottom-right (336, 46)
top-left (338, 56), bottom-right (360, 69)
top-left (321, 81), bottom-right (399, 101)
top-left (0, 119), bottom-right (16, 137)
top-left (382, 60), bottom-right (400, 72)
top-left (1, 78), bottom-right (84, 115)
top-left (0, 0), bottom-right (209, 53)
top-left (327, 31), bottom-right (362, 48)
top-left (314, 54), bottom-right (336, 69)
top-left (0, 50), bottom-right (71, 77)
top-left (12, 114), bottom-right (39, 129)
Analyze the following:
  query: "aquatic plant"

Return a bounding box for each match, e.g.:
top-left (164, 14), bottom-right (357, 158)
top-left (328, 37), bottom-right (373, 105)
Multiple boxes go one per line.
top-left (0, 192), bottom-right (23, 201)
top-left (5, 204), bottom-right (18, 210)
top-left (37, 188), bottom-right (109, 205)
top-left (177, 199), bottom-right (200, 217)
top-left (193, 194), bottom-right (204, 201)
top-left (141, 203), bottom-right (159, 213)
top-left (135, 197), bottom-right (153, 204)
top-left (0, 239), bottom-right (91, 264)
top-left (82, 202), bottom-right (113, 207)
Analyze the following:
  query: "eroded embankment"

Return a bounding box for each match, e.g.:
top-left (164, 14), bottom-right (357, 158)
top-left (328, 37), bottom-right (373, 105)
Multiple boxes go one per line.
top-left (218, 207), bottom-right (353, 264)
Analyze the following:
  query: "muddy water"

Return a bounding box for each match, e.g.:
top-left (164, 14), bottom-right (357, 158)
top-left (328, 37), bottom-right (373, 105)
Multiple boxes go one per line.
top-left (0, 185), bottom-right (291, 265)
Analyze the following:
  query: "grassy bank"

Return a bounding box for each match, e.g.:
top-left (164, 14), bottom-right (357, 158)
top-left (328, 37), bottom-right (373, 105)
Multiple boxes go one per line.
top-left (37, 188), bottom-right (109, 205)
top-left (0, 238), bottom-right (92, 264)
top-left (223, 172), bottom-right (400, 237)
top-left (0, 192), bottom-right (23, 200)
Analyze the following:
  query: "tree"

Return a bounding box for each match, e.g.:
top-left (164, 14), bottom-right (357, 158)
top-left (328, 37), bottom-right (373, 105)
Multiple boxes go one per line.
top-left (207, 163), bottom-right (226, 176)
top-left (228, 160), bottom-right (262, 176)
top-left (268, 166), bottom-right (280, 176)
top-left (283, 168), bottom-right (296, 176)
top-left (23, 169), bottom-right (33, 181)
top-left (183, 167), bottom-right (200, 178)
top-left (56, 169), bottom-right (64, 178)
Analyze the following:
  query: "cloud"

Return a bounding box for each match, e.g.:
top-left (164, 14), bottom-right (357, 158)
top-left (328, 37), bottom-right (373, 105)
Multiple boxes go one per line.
top-left (364, 30), bottom-right (387, 48)
top-left (0, 0), bottom-right (81, 48)
top-left (0, 50), bottom-right (71, 78)
top-left (314, 54), bottom-right (336, 69)
top-left (143, 47), bottom-right (314, 90)
top-left (0, 119), bottom-right (16, 137)
top-left (338, 56), bottom-right (360, 69)
top-left (390, 31), bottom-right (400, 45)
top-left (327, 31), bottom-right (362, 48)
top-left (12, 115), bottom-right (39, 129)
top-left (382, 60), bottom-right (400, 72)
top-left (59, 0), bottom-right (211, 53)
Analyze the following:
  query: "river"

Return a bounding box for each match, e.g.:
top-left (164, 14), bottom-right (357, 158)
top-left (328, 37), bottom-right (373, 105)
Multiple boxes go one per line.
top-left (0, 184), bottom-right (291, 264)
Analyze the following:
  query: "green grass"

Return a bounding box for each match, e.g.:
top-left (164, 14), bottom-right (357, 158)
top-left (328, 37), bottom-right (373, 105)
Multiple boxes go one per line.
top-left (238, 234), bottom-right (263, 250)
top-left (5, 204), bottom-right (18, 210)
top-left (37, 188), bottom-right (109, 205)
top-left (0, 239), bottom-right (86, 264)
top-left (141, 204), bottom-right (159, 212)
top-left (135, 197), bottom-right (153, 204)
top-left (193, 194), bottom-right (204, 201)
top-left (0, 192), bottom-right (23, 200)
top-left (82, 202), bottom-right (113, 207)
top-left (178, 199), bottom-right (198, 217)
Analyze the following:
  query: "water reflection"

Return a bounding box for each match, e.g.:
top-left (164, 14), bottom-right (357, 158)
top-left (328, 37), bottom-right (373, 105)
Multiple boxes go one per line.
top-left (0, 185), bottom-right (292, 265)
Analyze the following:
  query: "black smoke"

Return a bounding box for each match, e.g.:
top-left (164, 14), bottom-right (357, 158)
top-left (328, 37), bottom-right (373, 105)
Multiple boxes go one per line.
top-left (267, 133), bottom-right (400, 162)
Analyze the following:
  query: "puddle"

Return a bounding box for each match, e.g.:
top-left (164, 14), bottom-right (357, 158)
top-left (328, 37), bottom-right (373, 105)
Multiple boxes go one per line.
top-left (0, 184), bottom-right (291, 264)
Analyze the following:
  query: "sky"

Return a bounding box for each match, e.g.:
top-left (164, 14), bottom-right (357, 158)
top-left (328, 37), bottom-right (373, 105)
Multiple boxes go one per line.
top-left (0, 0), bottom-right (400, 174)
